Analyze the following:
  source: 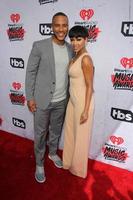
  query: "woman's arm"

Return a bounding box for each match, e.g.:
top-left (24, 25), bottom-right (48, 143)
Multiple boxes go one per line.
top-left (80, 55), bottom-right (94, 124)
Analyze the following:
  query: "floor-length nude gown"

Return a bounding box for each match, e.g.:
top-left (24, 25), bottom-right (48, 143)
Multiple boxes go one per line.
top-left (63, 52), bottom-right (94, 178)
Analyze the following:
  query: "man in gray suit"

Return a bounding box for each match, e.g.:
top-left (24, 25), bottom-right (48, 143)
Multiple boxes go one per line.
top-left (25, 12), bottom-right (73, 183)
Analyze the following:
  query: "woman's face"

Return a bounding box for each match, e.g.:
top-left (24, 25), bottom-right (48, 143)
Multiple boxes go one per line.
top-left (70, 37), bottom-right (87, 54)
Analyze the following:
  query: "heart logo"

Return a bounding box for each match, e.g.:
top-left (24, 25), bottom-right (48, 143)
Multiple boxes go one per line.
top-left (10, 14), bottom-right (20, 23)
top-left (120, 57), bottom-right (133, 69)
top-left (12, 82), bottom-right (21, 90)
top-left (80, 9), bottom-right (94, 20)
top-left (110, 136), bottom-right (124, 145)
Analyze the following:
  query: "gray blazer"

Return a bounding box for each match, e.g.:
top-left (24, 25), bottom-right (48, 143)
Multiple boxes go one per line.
top-left (25, 37), bottom-right (73, 109)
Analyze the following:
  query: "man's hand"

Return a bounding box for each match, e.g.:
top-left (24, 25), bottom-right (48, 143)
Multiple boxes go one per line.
top-left (27, 100), bottom-right (36, 112)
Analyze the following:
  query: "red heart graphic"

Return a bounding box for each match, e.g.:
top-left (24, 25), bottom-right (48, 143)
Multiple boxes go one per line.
top-left (120, 57), bottom-right (133, 69)
top-left (10, 14), bottom-right (20, 23)
top-left (80, 9), bottom-right (94, 20)
top-left (110, 136), bottom-right (124, 145)
top-left (12, 82), bottom-right (21, 90)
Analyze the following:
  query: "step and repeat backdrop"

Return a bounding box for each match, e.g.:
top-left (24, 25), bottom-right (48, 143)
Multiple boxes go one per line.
top-left (0, 0), bottom-right (133, 171)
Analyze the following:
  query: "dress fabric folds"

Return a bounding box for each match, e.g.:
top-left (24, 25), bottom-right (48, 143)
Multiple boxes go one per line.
top-left (63, 53), bottom-right (94, 178)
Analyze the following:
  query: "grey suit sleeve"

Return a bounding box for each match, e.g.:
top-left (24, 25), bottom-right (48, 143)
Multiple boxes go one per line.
top-left (25, 42), bottom-right (40, 101)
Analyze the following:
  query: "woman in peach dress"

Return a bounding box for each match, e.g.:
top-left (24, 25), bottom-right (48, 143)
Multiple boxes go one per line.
top-left (63, 25), bottom-right (94, 178)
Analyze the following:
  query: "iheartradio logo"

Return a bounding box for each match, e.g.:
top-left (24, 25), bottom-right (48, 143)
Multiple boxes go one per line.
top-left (120, 57), bottom-right (133, 69)
top-left (12, 82), bottom-right (21, 90)
top-left (80, 9), bottom-right (94, 20)
top-left (10, 13), bottom-right (20, 23)
top-left (110, 136), bottom-right (124, 145)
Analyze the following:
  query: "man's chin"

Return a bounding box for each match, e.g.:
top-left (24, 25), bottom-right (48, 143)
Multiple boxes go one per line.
top-left (53, 34), bottom-right (66, 41)
top-left (57, 36), bottom-right (66, 41)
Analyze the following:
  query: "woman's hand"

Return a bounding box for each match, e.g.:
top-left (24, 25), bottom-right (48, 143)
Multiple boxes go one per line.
top-left (80, 111), bottom-right (88, 124)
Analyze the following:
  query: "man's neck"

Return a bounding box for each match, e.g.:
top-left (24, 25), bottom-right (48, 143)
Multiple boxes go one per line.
top-left (52, 36), bottom-right (65, 46)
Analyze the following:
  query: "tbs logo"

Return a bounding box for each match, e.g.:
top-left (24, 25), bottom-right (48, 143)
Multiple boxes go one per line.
top-left (39, 23), bottom-right (53, 35)
top-left (111, 108), bottom-right (133, 123)
top-left (12, 117), bottom-right (26, 129)
top-left (121, 21), bottom-right (133, 37)
top-left (39, 0), bottom-right (58, 4)
top-left (10, 57), bottom-right (24, 68)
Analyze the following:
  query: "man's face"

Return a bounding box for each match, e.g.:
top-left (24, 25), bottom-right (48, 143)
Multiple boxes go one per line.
top-left (52, 15), bottom-right (68, 43)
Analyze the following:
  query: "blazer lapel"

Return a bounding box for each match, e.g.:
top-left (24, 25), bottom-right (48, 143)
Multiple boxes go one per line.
top-left (47, 37), bottom-right (56, 79)
top-left (66, 42), bottom-right (73, 60)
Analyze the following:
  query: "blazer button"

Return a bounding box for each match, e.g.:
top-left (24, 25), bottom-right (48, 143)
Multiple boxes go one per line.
top-left (53, 82), bottom-right (55, 84)
top-left (50, 91), bottom-right (53, 94)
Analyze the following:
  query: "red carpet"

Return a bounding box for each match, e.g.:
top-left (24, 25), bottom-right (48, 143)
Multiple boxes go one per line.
top-left (0, 130), bottom-right (133, 200)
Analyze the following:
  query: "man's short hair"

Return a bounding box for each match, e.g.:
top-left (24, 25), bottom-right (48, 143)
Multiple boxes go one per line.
top-left (52, 12), bottom-right (68, 23)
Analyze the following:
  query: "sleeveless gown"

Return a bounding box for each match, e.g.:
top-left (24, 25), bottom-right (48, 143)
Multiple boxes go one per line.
top-left (63, 52), bottom-right (94, 178)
